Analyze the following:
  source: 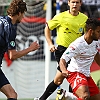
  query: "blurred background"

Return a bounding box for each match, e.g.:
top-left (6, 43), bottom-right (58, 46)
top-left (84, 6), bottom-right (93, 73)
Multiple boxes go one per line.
top-left (0, 0), bottom-right (100, 100)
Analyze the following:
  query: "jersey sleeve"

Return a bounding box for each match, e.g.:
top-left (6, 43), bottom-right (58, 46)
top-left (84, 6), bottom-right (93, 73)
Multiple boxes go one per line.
top-left (8, 26), bottom-right (16, 50)
top-left (47, 13), bottom-right (62, 30)
top-left (61, 43), bottom-right (79, 63)
top-left (0, 20), bottom-right (7, 48)
top-left (8, 39), bottom-right (16, 50)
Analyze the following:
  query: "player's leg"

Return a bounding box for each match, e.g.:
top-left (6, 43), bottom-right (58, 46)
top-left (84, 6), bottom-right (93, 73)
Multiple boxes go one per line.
top-left (64, 74), bottom-right (100, 100)
top-left (1, 84), bottom-right (17, 99)
top-left (54, 70), bottom-right (65, 85)
top-left (39, 70), bottom-right (64, 100)
top-left (57, 89), bottom-right (77, 100)
top-left (39, 46), bottom-right (66, 100)
top-left (64, 91), bottom-right (77, 100)
top-left (67, 72), bottom-right (90, 100)
top-left (39, 80), bottom-right (58, 100)
top-left (75, 85), bottom-right (90, 100)
top-left (87, 77), bottom-right (100, 100)
top-left (0, 69), bottom-right (17, 100)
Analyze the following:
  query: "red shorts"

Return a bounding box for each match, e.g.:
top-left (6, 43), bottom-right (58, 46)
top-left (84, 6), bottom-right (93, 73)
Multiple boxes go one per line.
top-left (66, 72), bottom-right (99, 96)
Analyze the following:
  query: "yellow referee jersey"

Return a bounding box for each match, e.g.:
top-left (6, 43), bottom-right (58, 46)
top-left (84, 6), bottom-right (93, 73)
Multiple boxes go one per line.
top-left (47, 11), bottom-right (88, 48)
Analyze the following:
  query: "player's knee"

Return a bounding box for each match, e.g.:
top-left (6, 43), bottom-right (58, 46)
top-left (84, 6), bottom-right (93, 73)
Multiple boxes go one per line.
top-left (54, 79), bottom-right (63, 85)
top-left (84, 92), bottom-right (90, 100)
top-left (57, 81), bottom-right (63, 85)
top-left (79, 93), bottom-right (90, 100)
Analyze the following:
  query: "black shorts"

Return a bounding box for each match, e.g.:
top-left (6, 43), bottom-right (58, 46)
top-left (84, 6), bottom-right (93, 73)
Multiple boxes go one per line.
top-left (55, 45), bottom-right (70, 72)
top-left (0, 68), bottom-right (10, 88)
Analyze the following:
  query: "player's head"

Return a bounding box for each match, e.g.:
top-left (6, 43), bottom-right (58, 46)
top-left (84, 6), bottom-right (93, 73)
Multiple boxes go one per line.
top-left (85, 18), bottom-right (100, 41)
top-left (7, 0), bottom-right (27, 23)
top-left (68, 0), bottom-right (82, 13)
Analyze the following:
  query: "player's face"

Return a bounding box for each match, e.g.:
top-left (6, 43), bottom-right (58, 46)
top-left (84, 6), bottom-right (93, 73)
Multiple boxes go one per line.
top-left (16, 12), bottom-right (25, 23)
top-left (92, 26), bottom-right (100, 41)
top-left (68, 0), bottom-right (82, 13)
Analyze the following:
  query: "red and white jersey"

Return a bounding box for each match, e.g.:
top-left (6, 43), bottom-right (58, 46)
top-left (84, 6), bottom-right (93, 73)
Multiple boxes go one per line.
top-left (61, 35), bottom-right (99, 77)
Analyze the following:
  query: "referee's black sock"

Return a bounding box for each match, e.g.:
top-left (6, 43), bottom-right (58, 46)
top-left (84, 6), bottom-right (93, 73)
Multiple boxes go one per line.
top-left (39, 80), bottom-right (58, 100)
top-left (7, 98), bottom-right (17, 100)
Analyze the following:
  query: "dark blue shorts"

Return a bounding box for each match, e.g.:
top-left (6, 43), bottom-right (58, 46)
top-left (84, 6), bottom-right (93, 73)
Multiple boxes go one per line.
top-left (0, 68), bottom-right (10, 88)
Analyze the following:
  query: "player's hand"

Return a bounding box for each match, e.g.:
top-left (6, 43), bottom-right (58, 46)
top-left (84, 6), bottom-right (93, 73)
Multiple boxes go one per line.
top-left (49, 44), bottom-right (57, 52)
top-left (30, 41), bottom-right (40, 51)
top-left (62, 70), bottom-right (69, 78)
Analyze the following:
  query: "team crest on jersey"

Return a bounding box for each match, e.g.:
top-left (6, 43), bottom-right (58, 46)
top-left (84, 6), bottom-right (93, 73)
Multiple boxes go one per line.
top-left (79, 27), bottom-right (83, 32)
top-left (66, 52), bottom-right (69, 54)
top-left (10, 41), bottom-right (15, 47)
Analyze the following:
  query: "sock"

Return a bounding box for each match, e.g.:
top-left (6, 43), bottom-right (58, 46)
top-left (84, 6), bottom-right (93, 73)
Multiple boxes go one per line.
top-left (65, 91), bottom-right (77, 100)
top-left (7, 98), bottom-right (17, 100)
top-left (40, 80), bottom-right (58, 100)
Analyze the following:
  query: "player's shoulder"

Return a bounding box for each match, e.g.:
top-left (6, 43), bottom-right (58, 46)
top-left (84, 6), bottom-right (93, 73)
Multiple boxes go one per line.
top-left (0, 16), bottom-right (7, 21)
top-left (71, 36), bottom-right (85, 48)
top-left (0, 16), bottom-right (9, 26)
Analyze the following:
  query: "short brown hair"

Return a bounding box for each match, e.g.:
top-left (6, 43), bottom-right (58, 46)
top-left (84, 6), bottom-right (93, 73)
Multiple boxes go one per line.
top-left (85, 18), bottom-right (100, 32)
top-left (7, 0), bottom-right (27, 16)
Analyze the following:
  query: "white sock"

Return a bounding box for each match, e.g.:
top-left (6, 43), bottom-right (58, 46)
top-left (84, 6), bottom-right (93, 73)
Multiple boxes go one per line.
top-left (65, 91), bottom-right (77, 100)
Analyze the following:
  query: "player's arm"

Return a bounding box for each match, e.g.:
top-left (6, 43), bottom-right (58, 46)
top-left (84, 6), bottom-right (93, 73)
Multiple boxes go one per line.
top-left (60, 43), bottom-right (79, 77)
top-left (94, 52), bottom-right (100, 66)
top-left (45, 25), bottom-right (53, 46)
top-left (8, 41), bottom-right (40, 60)
top-left (59, 48), bottom-right (72, 78)
top-left (59, 58), bottom-right (69, 78)
top-left (44, 24), bottom-right (57, 52)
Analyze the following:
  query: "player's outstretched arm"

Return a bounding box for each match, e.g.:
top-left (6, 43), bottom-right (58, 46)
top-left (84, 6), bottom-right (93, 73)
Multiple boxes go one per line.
top-left (8, 41), bottom-right (40, 60)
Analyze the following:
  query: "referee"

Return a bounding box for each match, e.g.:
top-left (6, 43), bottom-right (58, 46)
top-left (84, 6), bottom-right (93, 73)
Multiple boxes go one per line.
top-left (38, 0), bottom-right (88, 100)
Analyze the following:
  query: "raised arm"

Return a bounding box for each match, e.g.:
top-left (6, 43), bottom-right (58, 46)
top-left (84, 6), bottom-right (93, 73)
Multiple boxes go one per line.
top-left (8, 41), bottom-right (40, 60)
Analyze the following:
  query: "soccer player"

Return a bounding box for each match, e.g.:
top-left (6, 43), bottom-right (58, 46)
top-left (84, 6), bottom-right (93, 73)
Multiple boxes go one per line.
top-left (60, 18), bottom-right (100, 100)
top-left (0, 0), bottom-right (40, 100)
top-left (38, 0), bottom-right (88, 100)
